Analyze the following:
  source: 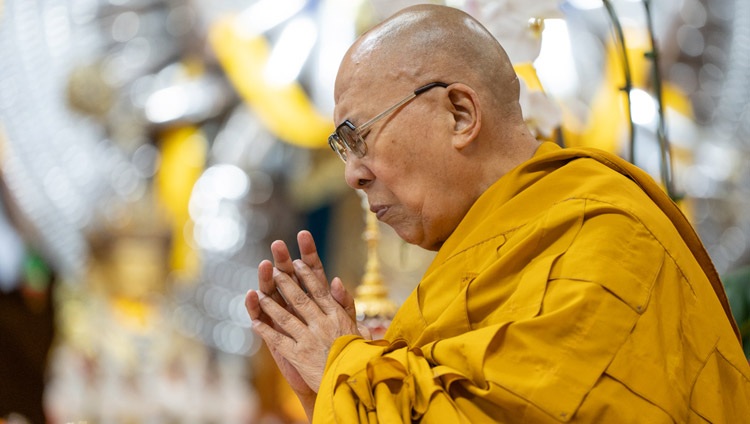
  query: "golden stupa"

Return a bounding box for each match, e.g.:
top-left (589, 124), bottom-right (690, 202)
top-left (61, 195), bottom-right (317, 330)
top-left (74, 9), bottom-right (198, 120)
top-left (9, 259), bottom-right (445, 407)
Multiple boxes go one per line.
top-left (354, 203), bottom-right (398, 339)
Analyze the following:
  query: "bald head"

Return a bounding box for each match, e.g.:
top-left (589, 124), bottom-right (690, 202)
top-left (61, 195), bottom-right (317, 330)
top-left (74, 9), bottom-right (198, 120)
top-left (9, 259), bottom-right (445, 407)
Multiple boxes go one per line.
top-left (336, 4), bottom-right (521, 118)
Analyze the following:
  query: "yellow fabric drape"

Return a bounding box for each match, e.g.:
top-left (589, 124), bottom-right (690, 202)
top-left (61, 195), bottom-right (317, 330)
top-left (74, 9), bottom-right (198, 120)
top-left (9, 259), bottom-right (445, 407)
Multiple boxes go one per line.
top-left (314, 143), bottom-right (750, 423)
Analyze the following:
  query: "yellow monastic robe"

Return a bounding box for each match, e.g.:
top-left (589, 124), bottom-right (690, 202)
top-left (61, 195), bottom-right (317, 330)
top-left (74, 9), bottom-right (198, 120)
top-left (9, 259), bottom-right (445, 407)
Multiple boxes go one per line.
top-left (314, 142), bottom-right (750, 423)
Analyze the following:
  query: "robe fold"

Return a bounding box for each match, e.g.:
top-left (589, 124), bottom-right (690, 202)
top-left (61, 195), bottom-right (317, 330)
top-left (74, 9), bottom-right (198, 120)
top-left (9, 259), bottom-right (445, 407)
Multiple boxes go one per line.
top-left (313, 142), bottom-right (750, 423)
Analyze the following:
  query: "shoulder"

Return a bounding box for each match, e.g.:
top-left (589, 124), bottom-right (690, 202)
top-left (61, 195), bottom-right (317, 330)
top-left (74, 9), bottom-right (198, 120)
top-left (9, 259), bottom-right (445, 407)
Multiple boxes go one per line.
top-left (548, 198), bottom-right (666, 313)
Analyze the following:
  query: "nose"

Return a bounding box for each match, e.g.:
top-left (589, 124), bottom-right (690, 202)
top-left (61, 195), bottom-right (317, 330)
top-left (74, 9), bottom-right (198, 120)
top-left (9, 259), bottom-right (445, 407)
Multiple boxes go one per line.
top-left (344, 154), bottom-right (374, 190)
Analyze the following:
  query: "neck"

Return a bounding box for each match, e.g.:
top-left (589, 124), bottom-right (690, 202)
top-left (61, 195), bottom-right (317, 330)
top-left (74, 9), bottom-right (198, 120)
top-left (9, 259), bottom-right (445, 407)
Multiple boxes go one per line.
top-left (483, 122), bottom-right (541, 181)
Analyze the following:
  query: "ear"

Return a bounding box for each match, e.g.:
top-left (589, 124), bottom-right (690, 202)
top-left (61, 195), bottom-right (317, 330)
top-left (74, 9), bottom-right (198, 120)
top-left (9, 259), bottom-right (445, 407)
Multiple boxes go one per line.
top-left (445, 83), bottom-right (481, 150)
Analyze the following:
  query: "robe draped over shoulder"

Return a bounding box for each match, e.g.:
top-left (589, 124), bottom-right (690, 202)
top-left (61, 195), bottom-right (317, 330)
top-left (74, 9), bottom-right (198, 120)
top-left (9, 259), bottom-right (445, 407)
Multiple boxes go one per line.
top-left (313, 142), bottom-right (750, 423)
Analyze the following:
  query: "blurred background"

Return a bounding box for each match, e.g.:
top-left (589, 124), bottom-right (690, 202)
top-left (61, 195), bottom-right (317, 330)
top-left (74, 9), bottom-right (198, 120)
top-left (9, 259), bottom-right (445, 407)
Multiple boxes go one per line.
top-left (0, 0), bottom-right (749, 422)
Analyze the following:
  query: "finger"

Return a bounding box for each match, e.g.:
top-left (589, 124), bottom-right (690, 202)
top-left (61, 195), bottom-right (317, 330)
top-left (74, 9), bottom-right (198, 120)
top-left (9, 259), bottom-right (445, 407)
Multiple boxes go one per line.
top-left (357, 322), bottom-right (373, 341)
top-left (245, 289), bottom-right (262, 321)
top-left (271, 240), bottom-right (298, 283)
top-left (256, 290), bottom-right (309, 339)
top-left (330, 277), bottom-right (356, 321)
top-left (258, 259), bottom-right (288, 308)
top-left (292, 260), bottom-right (342, 315)
top-left (258, 259), bottom-right (276, 295)
top-left (274, 267), bottom-right (325, 323)
top-left (246, 289), bottom-right (277, 326)
top-left (248, 287), bottom-right (294, 338)
top-left (297, 231), bottom-right (328, 284)
top-left (251, 315), bottom-right (296, 353)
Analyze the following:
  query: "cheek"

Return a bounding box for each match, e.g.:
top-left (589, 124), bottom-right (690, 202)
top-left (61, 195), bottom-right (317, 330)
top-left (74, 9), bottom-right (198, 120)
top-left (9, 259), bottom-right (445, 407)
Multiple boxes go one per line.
top-left (372, 123), bottom-right (444, 198)
top-left (384, 165), bottom-right (432, 211)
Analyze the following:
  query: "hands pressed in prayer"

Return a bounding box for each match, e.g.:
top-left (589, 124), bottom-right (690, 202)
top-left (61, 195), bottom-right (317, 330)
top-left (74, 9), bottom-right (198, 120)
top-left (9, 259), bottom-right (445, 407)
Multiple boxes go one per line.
top-left (245, 231), bottom-right (366, 418)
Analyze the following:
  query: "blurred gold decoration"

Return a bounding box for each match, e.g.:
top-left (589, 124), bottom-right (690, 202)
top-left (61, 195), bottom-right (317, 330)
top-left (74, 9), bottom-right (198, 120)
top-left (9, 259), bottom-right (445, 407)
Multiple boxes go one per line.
top-left (154, 125), bottom-right (206, 279)
top-left (528, 17), bottom-right (545, 36)
top-left (514, 62), bottom-right (544, 91)
top-left (87, 194), bottom-right (171, 302)
top-left (62, 194), bottom-right (172, 363)
top-left (209, 17), bottom-right (332, 149)
top-left (66, 62), bottom-right (116, 119)
top-left (354, 206), bottom-right (398, 339)
top-left (561, 26), bottom-right (694, 181)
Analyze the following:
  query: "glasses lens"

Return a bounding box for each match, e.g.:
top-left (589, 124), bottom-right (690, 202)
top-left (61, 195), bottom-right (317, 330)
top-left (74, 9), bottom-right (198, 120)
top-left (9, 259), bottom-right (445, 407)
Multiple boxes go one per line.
top-left (329, 134), bottom-right (348, 161)
top-left (338, 124), bottom-right (366, 158)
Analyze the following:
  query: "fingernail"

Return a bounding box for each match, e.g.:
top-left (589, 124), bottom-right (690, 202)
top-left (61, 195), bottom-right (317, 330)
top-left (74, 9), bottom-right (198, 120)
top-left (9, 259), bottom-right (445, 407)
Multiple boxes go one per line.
top-left (293, 259), bottom-right (303, 269)
top-left (256, 290), bottom-right (266, 300)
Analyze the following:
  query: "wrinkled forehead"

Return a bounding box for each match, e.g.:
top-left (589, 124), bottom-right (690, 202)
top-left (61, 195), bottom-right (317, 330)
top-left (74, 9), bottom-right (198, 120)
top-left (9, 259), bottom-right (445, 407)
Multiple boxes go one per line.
top-left (333, 43), bottom-right (425, 125)
top-left (332, 57), bottom-right (407, 125)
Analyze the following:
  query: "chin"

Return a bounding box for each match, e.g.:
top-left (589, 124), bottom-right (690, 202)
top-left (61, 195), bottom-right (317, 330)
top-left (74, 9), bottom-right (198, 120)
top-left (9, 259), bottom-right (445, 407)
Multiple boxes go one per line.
top-left (419, 240), bottom-right (443, 252)
top-left (393, 227), bottom-right (442, 251)
top-left (391, 226), bottom-right (420, 247)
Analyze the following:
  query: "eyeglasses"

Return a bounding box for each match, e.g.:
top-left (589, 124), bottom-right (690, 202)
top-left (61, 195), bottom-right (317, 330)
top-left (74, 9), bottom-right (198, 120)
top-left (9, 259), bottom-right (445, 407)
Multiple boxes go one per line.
top-left (328, 82), bottom-right (449, 162)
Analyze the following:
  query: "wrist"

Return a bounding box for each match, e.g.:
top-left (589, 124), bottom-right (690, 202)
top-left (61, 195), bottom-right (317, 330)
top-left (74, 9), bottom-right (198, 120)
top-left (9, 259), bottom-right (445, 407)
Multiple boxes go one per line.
top-left (297, 392), bottom-right (317, 423)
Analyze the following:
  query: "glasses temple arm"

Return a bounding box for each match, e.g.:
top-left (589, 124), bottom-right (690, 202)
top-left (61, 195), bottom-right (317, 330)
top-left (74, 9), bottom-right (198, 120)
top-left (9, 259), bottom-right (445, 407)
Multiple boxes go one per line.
top-left (357, 93), bottom-right (418, 134)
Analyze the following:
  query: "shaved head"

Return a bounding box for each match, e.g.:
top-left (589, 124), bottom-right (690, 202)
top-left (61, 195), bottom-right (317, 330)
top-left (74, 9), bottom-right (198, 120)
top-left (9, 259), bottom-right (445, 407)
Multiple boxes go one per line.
top-left (336, 4), bottom-right (522, 120)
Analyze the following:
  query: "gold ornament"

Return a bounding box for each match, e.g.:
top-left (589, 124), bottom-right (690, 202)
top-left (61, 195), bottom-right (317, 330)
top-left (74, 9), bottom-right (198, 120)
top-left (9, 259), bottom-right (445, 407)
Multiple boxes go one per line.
top-left (354, 204), bottom-right (398, 339)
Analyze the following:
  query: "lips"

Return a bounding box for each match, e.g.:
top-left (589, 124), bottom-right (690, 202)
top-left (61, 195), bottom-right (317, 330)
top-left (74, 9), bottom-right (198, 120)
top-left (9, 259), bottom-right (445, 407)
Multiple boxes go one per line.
top-left (370, 204), bottom-right (388, 220)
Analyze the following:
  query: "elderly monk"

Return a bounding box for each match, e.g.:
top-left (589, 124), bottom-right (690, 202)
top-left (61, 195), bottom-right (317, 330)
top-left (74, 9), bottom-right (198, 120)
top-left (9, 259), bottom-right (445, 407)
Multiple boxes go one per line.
top-left (245, 4), bottom-right (750, 423)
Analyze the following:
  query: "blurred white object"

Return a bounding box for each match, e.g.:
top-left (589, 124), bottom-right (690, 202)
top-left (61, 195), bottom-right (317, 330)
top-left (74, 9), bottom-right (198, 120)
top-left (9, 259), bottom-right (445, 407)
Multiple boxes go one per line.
top-left (368, 0), bottom-right (444, 20)
top-left (464, 0), bottom-right (563, 63)
top-left (518, 79), bottom-right (563, 138)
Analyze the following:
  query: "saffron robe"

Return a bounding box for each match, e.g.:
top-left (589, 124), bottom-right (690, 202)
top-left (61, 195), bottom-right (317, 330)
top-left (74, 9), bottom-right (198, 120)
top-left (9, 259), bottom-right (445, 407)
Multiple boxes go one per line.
top-left (313, 142), bottom-right (750, 423)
